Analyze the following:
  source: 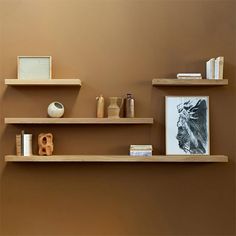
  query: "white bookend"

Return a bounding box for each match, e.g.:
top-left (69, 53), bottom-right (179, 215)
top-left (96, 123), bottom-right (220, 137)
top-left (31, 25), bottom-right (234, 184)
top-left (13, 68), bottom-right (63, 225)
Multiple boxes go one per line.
top-left (206, 58), bottom-right (215, 79)
top-left (215, 56), bottom-right (224, 79)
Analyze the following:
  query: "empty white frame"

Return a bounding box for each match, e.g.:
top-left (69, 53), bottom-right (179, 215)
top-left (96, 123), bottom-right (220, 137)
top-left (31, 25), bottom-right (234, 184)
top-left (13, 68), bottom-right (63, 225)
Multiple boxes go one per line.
top-left (165, 96), bottom-right (210, 155)
top-left (18, 56), bottom-right (52, 80)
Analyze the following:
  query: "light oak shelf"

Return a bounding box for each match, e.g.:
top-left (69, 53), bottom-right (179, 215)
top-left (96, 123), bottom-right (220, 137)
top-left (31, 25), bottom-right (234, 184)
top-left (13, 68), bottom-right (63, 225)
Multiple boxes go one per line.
top-left (4, 117), bottom-right (154, 124)
top-left (5, 79), bottom-right (82, 86)
top-left (152, 78), bottom-right (228, 86)
top-left (4, 155), bottom-right (228, 162)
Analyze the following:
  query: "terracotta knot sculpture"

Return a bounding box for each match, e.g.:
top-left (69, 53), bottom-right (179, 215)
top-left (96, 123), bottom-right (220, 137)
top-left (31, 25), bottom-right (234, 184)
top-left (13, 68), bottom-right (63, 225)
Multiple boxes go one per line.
top-left (38, 133), bottom-right (54, 156)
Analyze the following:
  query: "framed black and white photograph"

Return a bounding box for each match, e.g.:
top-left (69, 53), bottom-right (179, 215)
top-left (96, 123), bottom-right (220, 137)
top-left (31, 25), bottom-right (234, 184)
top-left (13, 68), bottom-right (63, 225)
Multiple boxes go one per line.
top-left (165, 96), bottom-right (210, 155)
top-left (17, 56), bottom-right (52, 80)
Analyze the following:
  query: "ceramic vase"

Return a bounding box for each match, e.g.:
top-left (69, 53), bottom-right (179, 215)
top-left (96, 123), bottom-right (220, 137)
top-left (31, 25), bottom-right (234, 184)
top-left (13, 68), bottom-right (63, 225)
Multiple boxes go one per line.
top-left (107, 97), bottom-right (123, 118)
top-left (47, 101), bottom-right (64, 118)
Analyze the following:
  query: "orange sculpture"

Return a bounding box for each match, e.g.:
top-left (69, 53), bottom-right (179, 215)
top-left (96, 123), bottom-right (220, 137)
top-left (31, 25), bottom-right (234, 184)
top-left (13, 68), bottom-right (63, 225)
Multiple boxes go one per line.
top-left (38, 133), bottom-right (54, 156)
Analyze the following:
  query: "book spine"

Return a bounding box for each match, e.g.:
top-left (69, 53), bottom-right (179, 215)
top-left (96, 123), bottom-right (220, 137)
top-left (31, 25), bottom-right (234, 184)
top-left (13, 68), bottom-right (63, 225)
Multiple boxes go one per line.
top-left (215, 56), bottom-right (224, 79)
top-left (219, 57), bottom-right (224, 79)
top-left (210, 58), bottom-right (215, 79)
top-left (16, 134), bottom-right (22, 156)
top-left (23, 134), bottom-right (32, 156)
top-left (206, 61), bottom-right (209, 79)
top-left (21, 130), bottom-right (24, 156)
top-left (206, 58), bottom-right (215, 79)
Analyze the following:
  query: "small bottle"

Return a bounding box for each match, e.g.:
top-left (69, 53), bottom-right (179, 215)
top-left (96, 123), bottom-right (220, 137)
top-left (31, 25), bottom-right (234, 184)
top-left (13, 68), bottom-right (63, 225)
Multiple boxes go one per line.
top-left (125, 93), bottom-right (135, 118)
top-left (96, 95), bottom-right (105, 118)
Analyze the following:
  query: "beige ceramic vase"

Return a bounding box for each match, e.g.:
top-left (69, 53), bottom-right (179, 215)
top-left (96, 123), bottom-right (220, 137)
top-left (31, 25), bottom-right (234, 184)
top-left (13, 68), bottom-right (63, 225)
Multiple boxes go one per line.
top-left (107, 97), bottom-right (123, 118)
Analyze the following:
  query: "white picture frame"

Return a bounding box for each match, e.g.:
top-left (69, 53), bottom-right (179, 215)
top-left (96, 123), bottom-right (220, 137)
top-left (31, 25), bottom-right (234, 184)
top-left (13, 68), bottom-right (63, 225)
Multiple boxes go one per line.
top-left (165, 96), bottom-right (210, 155)
top-left (17, 56), bottom-right (52, 80)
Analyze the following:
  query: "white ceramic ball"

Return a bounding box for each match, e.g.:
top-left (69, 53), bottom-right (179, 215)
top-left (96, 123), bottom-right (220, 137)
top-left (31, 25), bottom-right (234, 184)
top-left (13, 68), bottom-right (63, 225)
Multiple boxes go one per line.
top-left (47, 102), bottom-right (64, 118)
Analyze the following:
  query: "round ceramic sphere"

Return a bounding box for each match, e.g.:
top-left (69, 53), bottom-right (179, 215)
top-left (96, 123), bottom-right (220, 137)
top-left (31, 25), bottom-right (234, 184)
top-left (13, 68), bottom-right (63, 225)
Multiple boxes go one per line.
top-left (47, 101), bottom-right (64, 118)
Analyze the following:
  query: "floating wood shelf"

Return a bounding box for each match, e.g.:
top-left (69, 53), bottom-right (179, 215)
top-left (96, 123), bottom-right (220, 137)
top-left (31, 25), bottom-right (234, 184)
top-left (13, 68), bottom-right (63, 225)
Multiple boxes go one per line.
top-left (4, 117), bottom-right (154, 124)
top-left (152, 78), bottom-right (228, 86)
top-left (5, 79), bottom-right (82, 86)
top-left (4, 155), bottom-right (228, 162)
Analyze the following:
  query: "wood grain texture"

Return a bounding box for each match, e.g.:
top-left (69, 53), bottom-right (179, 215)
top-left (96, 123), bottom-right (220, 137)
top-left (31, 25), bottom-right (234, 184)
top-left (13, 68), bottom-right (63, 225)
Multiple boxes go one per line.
top-left (152, 78), bottom-right (228, 86)
top-left (4, 155), bottom-right (228, 162)
top-left (4, 117), bottom-right (154, 124)
top-left (5, 79), bottom-right (82, 86)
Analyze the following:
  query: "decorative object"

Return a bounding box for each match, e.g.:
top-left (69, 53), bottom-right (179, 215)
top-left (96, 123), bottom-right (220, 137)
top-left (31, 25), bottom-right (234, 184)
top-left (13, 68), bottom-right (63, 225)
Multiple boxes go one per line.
top-left (47, 101), bottom-right (64, 118)
top-left (96, 95), bottom-right (105, 118)
top-left (38, 133), bottom-right (54, 156)
top-left (165, 96), bottom-right (210, 155)
top-left (124, 93), bottom-right (135, 118)
top-left (17, 56), bottom-right (52, 80)
top-left (107, 97), bottom-right (123, 118)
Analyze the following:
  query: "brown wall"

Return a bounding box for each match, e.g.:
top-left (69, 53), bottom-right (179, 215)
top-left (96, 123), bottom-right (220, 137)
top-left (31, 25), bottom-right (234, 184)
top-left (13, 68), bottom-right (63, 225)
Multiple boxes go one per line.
top-left (0, 0), bottom-right (235, 235)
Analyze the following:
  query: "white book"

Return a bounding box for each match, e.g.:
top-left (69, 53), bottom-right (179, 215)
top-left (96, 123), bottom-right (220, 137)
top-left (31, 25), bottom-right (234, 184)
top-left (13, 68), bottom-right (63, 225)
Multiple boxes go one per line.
top-left (177, 76), bottom-right (202, 80)
top-left (130, 145), bottom-right (152, 150)
top-left (206, 58), bottom-right (215, 79)
top-left (23, 134), bottom-right (32, 156)
top-left (177, 73), bottom-right (201, 77)
top-left (215, 56), bottom-right (224, 79)
top-left (130, 150), bottom-right (152, 157)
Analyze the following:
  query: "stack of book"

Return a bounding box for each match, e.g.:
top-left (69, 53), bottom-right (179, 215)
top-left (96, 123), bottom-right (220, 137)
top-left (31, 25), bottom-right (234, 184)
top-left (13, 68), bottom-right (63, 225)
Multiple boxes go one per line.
top-left (16, 130), bottom-right (33, 156)
top-left (129, 145), bottom-right (152, 156)
top-left (206, 56), bottom-right (224, 79)
top-left (177, 73), bottom-right (202, 79)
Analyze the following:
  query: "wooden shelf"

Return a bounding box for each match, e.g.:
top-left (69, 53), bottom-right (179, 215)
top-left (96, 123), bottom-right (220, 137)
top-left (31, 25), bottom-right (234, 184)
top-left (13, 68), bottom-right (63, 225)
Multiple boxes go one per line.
top-left (4, 117), bottom-right (154, 124)
top-left (4, 155), bottom-right (228, 162)
top-left (152, 78), bottom-right (228, 86)
top-left (5, 79), bottom-right (82, 86)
